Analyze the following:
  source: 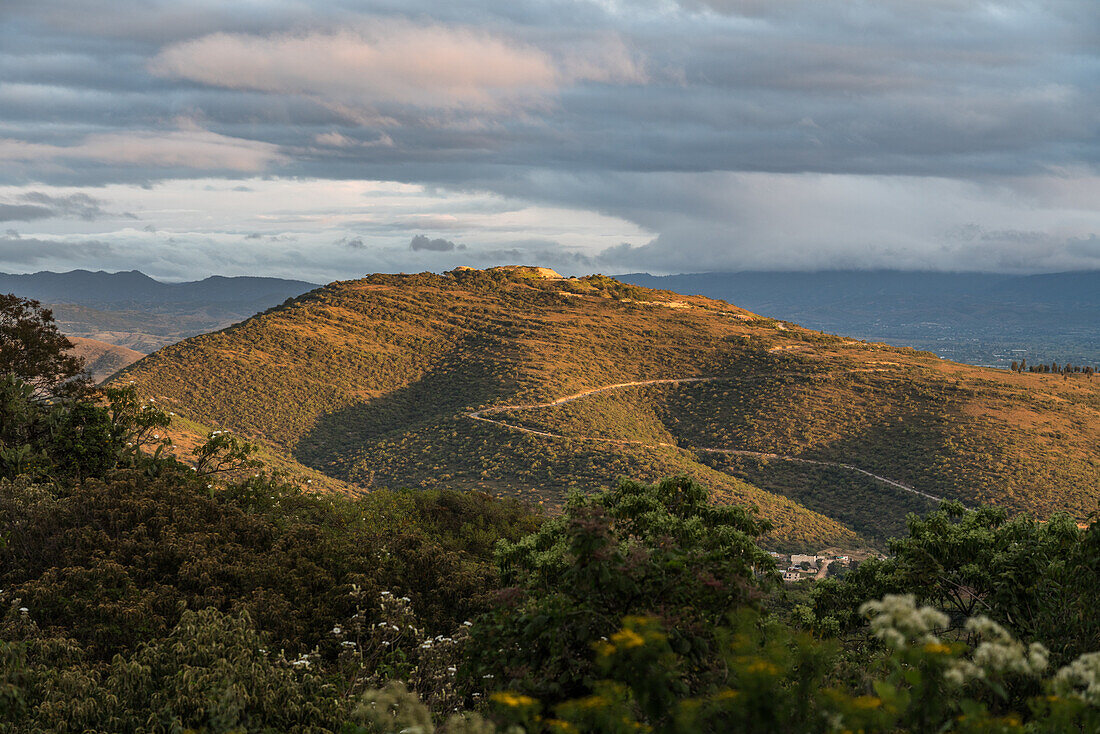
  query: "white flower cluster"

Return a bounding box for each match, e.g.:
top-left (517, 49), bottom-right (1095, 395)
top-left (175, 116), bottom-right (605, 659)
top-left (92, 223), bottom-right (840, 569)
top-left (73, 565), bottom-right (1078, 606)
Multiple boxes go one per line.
top-left (860, 594), bottom-right (949, 649)
top-left (861, 595), bottom-right (1053, 690)
top-left (968, 616), bottom-right (1048, 677)
top-left (420, 634), bottom-right (457, 650)
top-left (289, 650), bottom-right (320, 669)
top-left (1053, 651), bottom-right (1100, 705)
top-left (358, 590), bottom-right (474, 713)
top-left (938, 616), bottom-right (1049, 688)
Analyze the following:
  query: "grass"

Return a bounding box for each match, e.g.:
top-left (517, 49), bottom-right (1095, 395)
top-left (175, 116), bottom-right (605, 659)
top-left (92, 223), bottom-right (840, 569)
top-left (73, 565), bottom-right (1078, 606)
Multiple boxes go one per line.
top-left (114, 268), bottom-right (1100, 548)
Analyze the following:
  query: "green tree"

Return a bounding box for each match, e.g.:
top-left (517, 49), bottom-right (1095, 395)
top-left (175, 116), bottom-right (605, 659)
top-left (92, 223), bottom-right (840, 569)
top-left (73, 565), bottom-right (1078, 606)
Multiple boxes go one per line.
top-left (465, 476), bottom-right (776, 702)
top-left (811, 502), bottom-right (1096, 665)
top-left (0, 294), bottom-right (88, 399)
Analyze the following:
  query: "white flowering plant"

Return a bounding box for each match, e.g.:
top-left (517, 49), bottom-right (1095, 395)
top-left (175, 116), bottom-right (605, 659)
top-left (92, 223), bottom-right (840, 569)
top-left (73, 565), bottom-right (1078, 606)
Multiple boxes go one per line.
top-left (336, 587), bottom-right (472, 715)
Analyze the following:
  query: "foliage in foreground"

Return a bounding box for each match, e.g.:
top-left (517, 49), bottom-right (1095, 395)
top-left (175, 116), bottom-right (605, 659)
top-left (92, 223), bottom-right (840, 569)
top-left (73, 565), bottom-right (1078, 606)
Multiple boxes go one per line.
top-left (0, 368), bottom-right (540, 732)
top-left (365, 595), bottom-right (1100, 734)
top-left (3, 361), bottom-right (1100, 731)
top-left (810, 502), bottom-right (1100, 666)
top-left (464, 476), bottom-right (776, 701)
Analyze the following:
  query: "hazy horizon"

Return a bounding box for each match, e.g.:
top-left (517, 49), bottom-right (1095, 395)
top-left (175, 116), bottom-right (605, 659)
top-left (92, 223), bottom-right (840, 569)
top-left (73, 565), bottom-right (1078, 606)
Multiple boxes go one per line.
top-left (4, 265), bottom-right (1100, 286)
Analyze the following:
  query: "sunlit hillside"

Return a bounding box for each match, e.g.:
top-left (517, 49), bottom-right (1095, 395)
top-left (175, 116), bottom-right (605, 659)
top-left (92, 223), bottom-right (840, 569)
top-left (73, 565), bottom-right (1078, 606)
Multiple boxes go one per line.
top-left (116, 267), bottom-right (1100, 549)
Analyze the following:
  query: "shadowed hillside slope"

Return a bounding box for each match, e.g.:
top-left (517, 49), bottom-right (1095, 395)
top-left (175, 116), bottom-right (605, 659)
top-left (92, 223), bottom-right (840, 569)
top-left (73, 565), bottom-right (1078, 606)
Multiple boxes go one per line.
top-left (116, 268), bottom-right (1100, 549)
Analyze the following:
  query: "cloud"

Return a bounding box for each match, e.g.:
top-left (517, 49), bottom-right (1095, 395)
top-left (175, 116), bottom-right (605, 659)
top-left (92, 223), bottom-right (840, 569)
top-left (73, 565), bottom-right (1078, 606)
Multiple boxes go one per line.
top-left (2, 1), bottom-right (1098, 276)
top-left (314, 132), bottom-right (357, 147)
top-left (0, 204), bottom-right (52, 222)
top-left (20, 192), bottom-right (109, 220)
top-left (577, 170), bottom-right (1100, 274)
top-left (150, 23), bottom-right (644, 115)
top-left (1067, 234), bottom-right (1100, 259)
top-left (410, 234), bottom-right (464, 252)
top-left (313, 131), bottom-right (395, 148)
top-left (0, 126), bottom-right (282, 172)
top-left (0, 235), bottom-right (114, 265)
top-left (0, 191), bottom-right (114, 221)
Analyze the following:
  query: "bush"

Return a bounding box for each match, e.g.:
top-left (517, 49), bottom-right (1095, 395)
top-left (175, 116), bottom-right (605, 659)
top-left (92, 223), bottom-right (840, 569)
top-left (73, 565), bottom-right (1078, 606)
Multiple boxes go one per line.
top-left (464, 476), bottom-right (775, 702)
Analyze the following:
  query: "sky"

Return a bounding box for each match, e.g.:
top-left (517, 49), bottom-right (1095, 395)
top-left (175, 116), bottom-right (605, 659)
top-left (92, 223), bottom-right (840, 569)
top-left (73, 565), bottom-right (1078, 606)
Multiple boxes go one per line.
top-left (1, 0), bottom-right (1098, 281)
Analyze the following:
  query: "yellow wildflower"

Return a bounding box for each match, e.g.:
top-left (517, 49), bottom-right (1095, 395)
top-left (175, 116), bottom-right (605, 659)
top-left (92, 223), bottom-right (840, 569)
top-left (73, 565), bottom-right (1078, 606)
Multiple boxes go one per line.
top-left (491, 692), bottom-right (537, 708)
top-left (610, 628), bottom-right (646, 649)
top-left (746, 659), bottom-right (781, 675)
top-left (923, 642), bottom-right (953, 655)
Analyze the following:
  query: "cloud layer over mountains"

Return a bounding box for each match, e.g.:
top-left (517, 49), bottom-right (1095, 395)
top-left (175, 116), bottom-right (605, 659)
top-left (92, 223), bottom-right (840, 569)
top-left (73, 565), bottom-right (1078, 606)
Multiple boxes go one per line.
top-left (1, 0), bottom-right (1098, 279)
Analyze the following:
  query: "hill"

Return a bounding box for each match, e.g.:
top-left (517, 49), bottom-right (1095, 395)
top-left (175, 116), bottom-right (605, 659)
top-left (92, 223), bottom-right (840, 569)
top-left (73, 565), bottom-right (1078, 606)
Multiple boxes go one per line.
top-left (0, 269), bottom-right (317, 351)
top-left (617, 270), bottom-right (1100, 368)
top-left (67, 336), bottom-right (145, 382)
top-left (115, 268), bottom-right (1100, 550)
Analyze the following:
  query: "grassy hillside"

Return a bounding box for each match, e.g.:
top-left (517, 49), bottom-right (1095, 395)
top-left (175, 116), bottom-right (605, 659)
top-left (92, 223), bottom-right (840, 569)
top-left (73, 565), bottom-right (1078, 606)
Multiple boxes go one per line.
top-left (67, 336), bottom-right (145, 382)
top-left (116, 267), bottom-right (1100, 549)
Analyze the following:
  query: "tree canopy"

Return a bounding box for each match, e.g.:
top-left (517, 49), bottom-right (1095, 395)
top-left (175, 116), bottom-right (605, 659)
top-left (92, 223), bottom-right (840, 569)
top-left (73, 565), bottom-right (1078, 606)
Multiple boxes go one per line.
top-left (0, 293), bottom-right (88, 398)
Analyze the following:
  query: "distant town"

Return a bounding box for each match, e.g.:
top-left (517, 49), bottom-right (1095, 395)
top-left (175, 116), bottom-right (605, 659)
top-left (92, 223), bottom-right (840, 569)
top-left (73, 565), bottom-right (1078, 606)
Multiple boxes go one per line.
top-left (769, 549), bottom-right (888, 583)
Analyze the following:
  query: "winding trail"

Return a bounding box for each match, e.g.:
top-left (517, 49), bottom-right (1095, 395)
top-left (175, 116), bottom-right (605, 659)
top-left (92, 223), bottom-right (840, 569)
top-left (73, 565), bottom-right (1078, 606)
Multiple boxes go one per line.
top-left (466, 375), bottom-right (961, 508)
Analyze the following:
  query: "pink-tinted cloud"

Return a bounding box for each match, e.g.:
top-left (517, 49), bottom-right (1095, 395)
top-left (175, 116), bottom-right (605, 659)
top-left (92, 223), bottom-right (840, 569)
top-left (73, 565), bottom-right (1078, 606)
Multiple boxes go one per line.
top-left (0, 127), bottom-right (283, 171)
top-left (150, 22), bottom-right (645, 114)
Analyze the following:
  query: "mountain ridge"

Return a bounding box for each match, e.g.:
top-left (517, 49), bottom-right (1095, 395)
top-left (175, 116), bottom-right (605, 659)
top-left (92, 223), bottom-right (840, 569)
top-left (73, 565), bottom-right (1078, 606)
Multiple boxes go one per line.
top-left (113, 268), bottom-right (1100, 550)
top-left (0, 269), bottom-right (317, 305)
top-left (0, 269), bottom-right (319, 352)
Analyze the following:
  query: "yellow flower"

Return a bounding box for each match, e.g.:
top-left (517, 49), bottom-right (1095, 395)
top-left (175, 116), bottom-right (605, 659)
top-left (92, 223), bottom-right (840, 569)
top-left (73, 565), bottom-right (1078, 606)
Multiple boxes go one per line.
top-left (594, 640), bottom-right (615, 658)
top-left (546, 719), bottom-right (579, 733)
top-left (923, 641), bottom-right (953, 655)
top-left (746, 659), bottom-right (781, 675)
top-left (610, 628), bottom-right (646, 649)
top-left (852, 695), bottom-right (882, 710)
top-left (712, 689), bottom-right (740, 701)
top-left (491, 691), bottom-right (537, 708)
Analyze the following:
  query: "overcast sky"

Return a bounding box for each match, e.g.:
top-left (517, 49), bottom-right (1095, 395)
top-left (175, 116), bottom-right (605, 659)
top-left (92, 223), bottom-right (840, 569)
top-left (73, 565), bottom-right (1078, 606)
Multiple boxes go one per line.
top-left (1, 0), bottom-right (1098, 281)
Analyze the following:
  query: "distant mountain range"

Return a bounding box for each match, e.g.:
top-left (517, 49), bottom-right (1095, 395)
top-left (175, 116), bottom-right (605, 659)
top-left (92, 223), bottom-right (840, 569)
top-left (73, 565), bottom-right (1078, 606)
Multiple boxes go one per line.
top-left (616, 270), bottom-right (1100, 368)
top-left (0, 270), bottom-right (318, 353)
top-left (0, 269), bottom-right (317, 307)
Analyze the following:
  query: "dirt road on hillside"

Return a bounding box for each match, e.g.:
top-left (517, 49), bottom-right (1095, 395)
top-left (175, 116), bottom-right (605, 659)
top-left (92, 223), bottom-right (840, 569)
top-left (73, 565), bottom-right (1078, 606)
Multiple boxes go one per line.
top-left (465, 375), bottom-right (964, 508)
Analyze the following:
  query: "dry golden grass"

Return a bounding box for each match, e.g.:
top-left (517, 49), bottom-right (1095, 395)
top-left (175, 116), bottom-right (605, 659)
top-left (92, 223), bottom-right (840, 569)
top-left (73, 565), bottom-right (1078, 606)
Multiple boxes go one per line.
top-left (114, 269), bottom-right (1100, 548)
